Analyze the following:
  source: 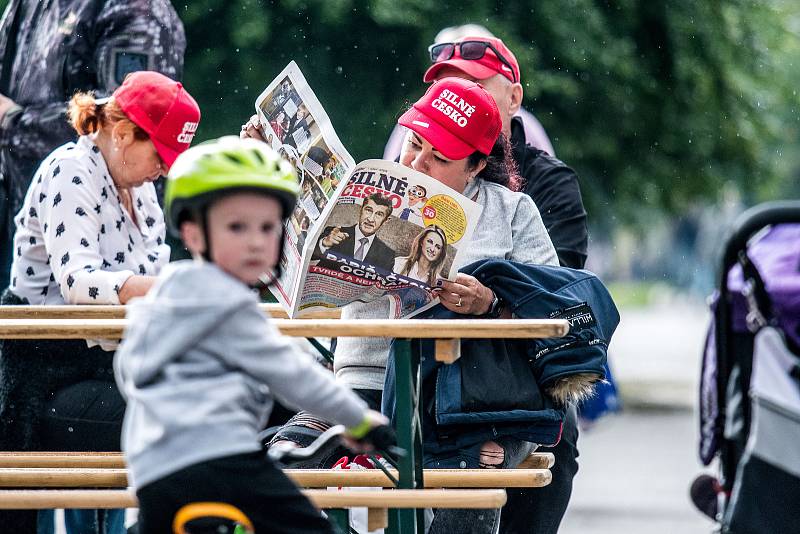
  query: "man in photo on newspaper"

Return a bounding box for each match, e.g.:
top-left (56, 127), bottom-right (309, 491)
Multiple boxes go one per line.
top-left (312, 192), bottom-right (396, 272)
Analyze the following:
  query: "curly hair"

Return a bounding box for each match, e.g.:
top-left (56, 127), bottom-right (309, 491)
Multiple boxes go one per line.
top-left (467, 133), bottom-right (521, 192)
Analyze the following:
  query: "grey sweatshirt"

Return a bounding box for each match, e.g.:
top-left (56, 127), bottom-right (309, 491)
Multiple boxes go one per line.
top-left (114, 261), bottom-right (368, 489)
top-left (334, 178), bottom-right (559, 390)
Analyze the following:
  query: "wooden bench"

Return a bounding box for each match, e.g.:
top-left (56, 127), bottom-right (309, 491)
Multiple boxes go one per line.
top-left (0, 466), bottom-right (551, 489)
top-left (0, 315), bottom-right (568, 533)
top-left (0, 303), bottom-right (342, 320)
top-left (0, 451), bottom-right (554, 470)
top-left (0, 488), bottom-right (507, 531)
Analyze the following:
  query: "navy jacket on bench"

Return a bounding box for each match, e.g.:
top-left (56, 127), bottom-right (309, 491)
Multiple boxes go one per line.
top-left (382, 259), bottom-right (619, 468)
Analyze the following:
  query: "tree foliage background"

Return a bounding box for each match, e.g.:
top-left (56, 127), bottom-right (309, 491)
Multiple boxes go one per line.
top-left (2, 0), bottom-right (797, 227)
top-left (175, 0), bottom-right (800, 228)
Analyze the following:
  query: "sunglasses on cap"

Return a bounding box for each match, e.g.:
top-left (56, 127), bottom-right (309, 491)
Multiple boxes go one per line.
top-left (428, 40), bottom-right (518, 83)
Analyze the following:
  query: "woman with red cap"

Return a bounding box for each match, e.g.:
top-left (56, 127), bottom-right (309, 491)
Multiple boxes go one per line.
top-left (0, 71), bottom-right (200, 534)
top-left (263, 77), bottom-right (557, 531)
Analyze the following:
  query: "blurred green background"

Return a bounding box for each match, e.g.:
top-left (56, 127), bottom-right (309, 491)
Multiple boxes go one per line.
top-left (3, 0), bottom-right (800, 289)
top-left (172, 0), bottom-right (800, 227)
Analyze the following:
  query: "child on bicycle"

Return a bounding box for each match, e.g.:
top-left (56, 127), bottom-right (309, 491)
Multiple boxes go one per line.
top-left (114, 136), bottom-right (388, 534)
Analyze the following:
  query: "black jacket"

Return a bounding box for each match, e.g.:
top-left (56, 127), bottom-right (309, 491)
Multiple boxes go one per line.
top-left (382, 259), bottom-right (619, 467)
top-left (512, 117), bottom-right (589, 269)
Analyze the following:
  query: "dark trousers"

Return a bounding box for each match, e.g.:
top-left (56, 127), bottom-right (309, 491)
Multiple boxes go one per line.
top-left (0, 288), bottom-right (126, 534)
top-left (136, 451), bottom-right (334, 534)
top-left (499, 404), bottom-right (580, 534)
top-left (40, 379), bottom-right (126, 534)
top-left (40, 379), bottom-right (125, 451)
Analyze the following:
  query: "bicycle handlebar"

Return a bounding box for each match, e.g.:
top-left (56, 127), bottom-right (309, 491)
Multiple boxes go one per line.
top-left (267, 424), bottom-right (405, 465)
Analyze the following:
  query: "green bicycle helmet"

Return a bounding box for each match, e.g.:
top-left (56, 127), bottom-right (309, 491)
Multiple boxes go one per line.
top-left (165, 136), bottom-right (301, 238)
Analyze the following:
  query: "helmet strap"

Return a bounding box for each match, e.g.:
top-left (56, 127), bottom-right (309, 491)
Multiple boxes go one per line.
top-left (193, 207), bottom-right (213, 263)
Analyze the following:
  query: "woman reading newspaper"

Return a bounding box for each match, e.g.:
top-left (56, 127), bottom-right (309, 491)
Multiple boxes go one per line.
top-left (243, 77), bottom-right (558, 532)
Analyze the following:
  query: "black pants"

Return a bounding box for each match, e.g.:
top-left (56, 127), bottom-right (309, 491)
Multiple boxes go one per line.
top-left (136, 451), bottom-right (334, 534)
top-left (0, 288), bottom-right (125, 534)
top-left (40, 379), bottom-right (125, 451)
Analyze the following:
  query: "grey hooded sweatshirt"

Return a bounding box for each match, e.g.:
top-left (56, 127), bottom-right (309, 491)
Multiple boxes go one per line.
top-left (114, 260), bottom-right (368, 489)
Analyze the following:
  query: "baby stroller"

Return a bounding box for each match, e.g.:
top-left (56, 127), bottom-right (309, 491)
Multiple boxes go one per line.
top-left (697, 200), bottom-right (800, 533)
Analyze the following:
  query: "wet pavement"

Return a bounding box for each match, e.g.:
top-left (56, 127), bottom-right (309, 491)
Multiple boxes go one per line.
top-left (561, 300), bottom-right (716, 533)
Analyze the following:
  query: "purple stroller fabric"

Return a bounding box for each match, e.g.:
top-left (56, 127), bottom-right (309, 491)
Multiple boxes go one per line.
top-left (699, 223), bottom-right (800, 465)
top-left (727, 224), bottom-right (800, 349)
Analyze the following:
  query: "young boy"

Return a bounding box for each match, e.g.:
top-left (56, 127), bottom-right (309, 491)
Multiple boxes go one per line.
top-left (114, 137), bottom-right (387, 534)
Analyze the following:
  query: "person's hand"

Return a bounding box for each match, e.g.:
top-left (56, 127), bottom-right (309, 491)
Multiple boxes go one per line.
top-left (0, 93), bottom-right (18, 124)
top-left (342, 409), bottom-right (392, 453)
top-left (118, 275), bottom-right (157, 304)
top-left (240, 114), bottom-right (267, 142)
top-left (435, 273), bottom-right (494, 315)
top-left (321, 226), bottom-right (349, 248)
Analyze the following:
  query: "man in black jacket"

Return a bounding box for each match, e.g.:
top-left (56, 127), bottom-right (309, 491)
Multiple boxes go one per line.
top-left (423, 36), bottom-right (588, 270)
top-left (422, 35), bottom-right (587, 534)
top-left (0, 2), bottom-right (186, 532)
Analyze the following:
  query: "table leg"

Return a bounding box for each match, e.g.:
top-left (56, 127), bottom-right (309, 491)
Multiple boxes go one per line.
top-left (389, 338), bottom-right (425, 534)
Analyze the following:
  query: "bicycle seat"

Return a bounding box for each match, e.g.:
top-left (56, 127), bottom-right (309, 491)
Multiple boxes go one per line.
top-left (172, 502), bottom-right (254, 534)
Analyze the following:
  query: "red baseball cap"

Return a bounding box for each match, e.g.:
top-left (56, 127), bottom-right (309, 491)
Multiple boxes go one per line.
top-left (398, 77), bottom-right (501, 160)
top-left (111, 71), bottom-right (201, 170)
top-left (424, 36), bottom-right (520, 85)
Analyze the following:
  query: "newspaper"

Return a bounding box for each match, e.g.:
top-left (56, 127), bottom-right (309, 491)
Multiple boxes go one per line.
top-left (256, 62), bottom-right (483, 318)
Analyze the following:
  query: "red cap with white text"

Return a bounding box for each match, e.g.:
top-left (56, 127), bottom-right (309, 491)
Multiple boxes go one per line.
top-left (398, 77), bottom-right (501, 160)
top-left (111, 71), bottom-right (201, 170)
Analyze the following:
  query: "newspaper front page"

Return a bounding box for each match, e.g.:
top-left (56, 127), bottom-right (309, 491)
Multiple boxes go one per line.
top-left (256, 63), bottom-right (482, 318)
top-left (254, 61), bottom-right (355, 311)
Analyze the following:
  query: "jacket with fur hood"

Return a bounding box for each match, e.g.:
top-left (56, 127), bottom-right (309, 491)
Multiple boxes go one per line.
top-left (382, 259), bottom-right (619, 468)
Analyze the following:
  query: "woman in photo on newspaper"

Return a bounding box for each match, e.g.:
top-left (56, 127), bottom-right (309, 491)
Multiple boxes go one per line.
top-left (394, 224), bottom-right (448, 287)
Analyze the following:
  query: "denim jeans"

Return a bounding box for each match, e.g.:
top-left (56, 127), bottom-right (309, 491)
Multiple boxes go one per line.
top-left (499, 404), bottom-right (580, 534)
top-left (37, 510), bottom-right (125, 534)
top-left (427, 437), bottom-right (537, 534)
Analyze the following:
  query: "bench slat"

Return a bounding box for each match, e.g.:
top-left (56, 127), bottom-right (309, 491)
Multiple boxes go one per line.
top-left (0, 452), bottom-right (555, 471)
top-left (0, 489), bottom-right (507, 510)
top-left (0, 468), bottom-right (551, 489)
top-left (0, 453), bottom-right (126, 468)
top-left (0, 318), bottom-right (569, 340)
top-left (0, 304), bottom-right (341, 320)
top-left (517, 452), bottom-right (555, 470)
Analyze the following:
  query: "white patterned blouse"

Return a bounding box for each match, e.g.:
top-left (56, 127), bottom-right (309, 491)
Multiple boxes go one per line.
top-left (9, 136), bottom-right (170, 305)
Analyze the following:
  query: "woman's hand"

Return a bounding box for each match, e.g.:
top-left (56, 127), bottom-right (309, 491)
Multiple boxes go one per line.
top-left (435, 273), bottom-right (494, 315)
top-left (118, 275), bottom-right (157, 304)
top-left (240, 114), bottom-right (267, 142)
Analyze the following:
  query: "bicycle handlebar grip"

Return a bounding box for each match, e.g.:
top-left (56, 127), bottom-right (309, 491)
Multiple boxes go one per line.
top-left (362, 424), bottom-right (397, 451)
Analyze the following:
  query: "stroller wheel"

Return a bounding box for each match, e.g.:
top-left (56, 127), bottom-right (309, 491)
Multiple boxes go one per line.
top-left (690, 474), bottom-right (720, 520)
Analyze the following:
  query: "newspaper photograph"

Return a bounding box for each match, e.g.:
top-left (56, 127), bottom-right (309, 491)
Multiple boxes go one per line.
top-left (255, 63), bottom-right (483, 318)
top-left (293, 159), bottom-right (483, 319)
top-left (253, 61), bottom-right (355, 310)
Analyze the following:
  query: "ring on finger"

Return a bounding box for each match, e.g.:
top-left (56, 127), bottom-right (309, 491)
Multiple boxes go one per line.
top-left (456, 296), bottom-right (462, 307)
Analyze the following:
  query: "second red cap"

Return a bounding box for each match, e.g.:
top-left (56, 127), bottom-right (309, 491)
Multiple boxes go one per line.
top-left (113, 71), bottom-right (201, 170)
top-left (398, 77), bottom-right (501, 160)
